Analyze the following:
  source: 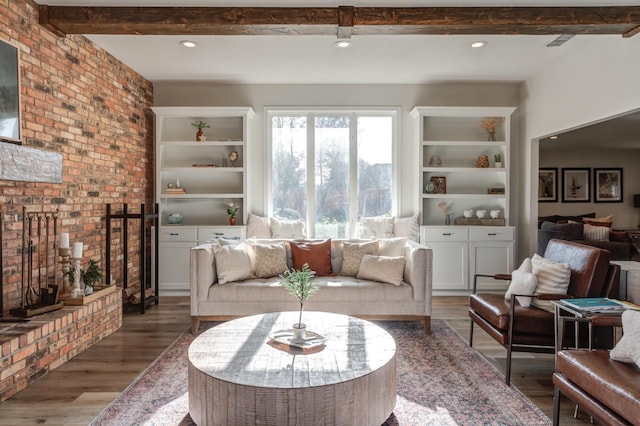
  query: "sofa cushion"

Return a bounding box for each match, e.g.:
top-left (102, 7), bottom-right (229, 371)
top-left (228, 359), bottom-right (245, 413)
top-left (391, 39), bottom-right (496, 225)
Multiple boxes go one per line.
top-left (609, 230), bottom-right (632, 243)
top-left (357, 254), bottom-right (406, 286)
top-left (360, 216), bottom-right (394, 239)
top-left (213, 243), bottom-right (253, 284)
top-left (248, 241), bottom-right (288, 278)
top-left (289, 239), bottom-right (333, 276)
top-left (246, 214), bottom-right (272, 238)
top-left (505, 258), bottom-right (536, 307)
top-left (393, 215), bottom-right (420, 241)
top-left (540, 221), bottom-right (585, 240)
top-left (610, 309), bottom-right (640, 368)
top-left (531, 253), bottom-right (571, 312)
top-left (270, 217), bottom-right (306, 239)
top-left (341, 240), bottom-right (379, 276)
top-left (377, 237), bottom-right (407, 257)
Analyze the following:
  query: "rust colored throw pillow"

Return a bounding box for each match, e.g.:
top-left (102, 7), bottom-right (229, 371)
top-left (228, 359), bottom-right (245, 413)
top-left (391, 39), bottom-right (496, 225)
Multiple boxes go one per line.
top-left (289, 239), bottom-right (333, 276)
top-left (609, 230), bottom-right (632, 243)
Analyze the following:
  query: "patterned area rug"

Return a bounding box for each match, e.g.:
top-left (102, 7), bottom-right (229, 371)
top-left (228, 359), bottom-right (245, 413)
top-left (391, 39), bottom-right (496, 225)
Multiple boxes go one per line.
top-left (91, 319), bottom-right (550, 425)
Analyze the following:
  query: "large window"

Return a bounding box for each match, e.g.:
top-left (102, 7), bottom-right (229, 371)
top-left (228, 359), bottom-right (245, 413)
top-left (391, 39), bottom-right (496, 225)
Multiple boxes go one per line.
top-left (269, 109), bottom-right (397, 238)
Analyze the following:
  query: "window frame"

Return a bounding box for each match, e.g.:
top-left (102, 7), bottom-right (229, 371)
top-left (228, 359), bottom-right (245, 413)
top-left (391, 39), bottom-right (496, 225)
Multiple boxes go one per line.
top-left (265, 107), bottom-right (400, 239)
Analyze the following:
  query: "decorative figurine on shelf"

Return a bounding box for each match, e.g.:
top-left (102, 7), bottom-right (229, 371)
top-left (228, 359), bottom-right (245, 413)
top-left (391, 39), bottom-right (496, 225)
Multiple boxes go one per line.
top-left (228, 150), bottom-right (239, 167)
top-left (481, 117), bottom-right (499, 141)
top-left (191, 120), bottom-right (210, 142)
top-left (226, 201), bottom-right (239, 225)
top-left (476, 155), bottom-right (490, 168)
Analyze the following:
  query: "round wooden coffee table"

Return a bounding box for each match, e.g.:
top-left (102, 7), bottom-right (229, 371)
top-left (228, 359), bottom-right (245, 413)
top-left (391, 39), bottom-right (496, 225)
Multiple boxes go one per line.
top-left (188, 311), bottom-right (397, 426)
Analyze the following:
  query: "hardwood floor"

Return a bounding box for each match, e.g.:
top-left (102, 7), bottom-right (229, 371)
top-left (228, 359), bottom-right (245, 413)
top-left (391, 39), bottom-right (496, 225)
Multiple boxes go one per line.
top-left (0, 296), bottom-right (596, 425)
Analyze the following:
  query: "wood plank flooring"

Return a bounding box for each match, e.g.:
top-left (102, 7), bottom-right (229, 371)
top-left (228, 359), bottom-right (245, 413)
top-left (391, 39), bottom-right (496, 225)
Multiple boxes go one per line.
top-left (0, 296), bottom-right (596, 425)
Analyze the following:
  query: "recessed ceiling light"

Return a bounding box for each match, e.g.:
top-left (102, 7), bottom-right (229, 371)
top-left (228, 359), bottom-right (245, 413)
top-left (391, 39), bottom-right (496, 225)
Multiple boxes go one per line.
top-left (550, 135), bottom-right (559, 140)
top-left (180, 40), bottom-right (197, 48)
top-left (471, 41), bottom-right (487, 48)
top-left (334, 40), bottom-right (352, 48)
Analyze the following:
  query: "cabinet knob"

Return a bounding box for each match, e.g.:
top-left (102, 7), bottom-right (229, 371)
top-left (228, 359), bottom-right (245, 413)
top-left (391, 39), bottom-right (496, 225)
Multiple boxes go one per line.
top-left (488, 233), bottom-right (497, 236)
top-left (442, 233), bottom-right (452, 236)
top-left (215, 232), bottom-right (224, 236)
top-left (170, 233), bottom-right (179, 236)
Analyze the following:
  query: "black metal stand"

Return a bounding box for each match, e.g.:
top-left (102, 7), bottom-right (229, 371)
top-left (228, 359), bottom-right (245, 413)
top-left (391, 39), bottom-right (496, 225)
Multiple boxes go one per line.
top-left (105, 203), bottom-right (159, 314)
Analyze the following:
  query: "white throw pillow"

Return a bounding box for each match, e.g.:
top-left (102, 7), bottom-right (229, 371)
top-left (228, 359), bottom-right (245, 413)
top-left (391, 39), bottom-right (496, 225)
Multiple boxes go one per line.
top-left (248, 241), bottom-right (288, 278)
top-left (341, 240), bottom-right (379, 276)
top-left (531, 253), bottom-right (571, 312)
top-left (583, 223), bottom-right (610, 242)
top-left (213, 243), bottom-right (253, 284)
top-left (357, 254), bottom-right (406, 286)
top-left (393, 215), bottom-right (420, 242)
top-left (377, 237), bottom-right (407, 257)
top-left (270, 217), bottom-right (306, 239)
top-left (505, 258), bottom-right (537, 307)
top-left (246, 214), bottom-right (272, 238)
top-left (610, 309), bottom-right (640, 368)
top-left (359, 216), bottom-right (394, 239)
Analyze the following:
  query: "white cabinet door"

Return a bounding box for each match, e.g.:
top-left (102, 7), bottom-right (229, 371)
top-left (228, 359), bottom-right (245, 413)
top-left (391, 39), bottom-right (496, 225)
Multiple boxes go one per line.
top-left (429, 242), bottom-right (469, 290)
top-left (157, 242), bottom-right (193, 295)
top-left (469, 241), bottom-right (514, 291)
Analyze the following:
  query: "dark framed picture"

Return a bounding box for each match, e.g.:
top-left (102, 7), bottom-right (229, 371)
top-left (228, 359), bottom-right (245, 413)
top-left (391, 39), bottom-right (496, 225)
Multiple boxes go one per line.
top-left (562, 168), bottom-right (590, 202)
top-left (594, 168), bottom-right (623, 203)
top-left (0, 39), bottom-right (21, 144)
top-left (431, 176), bottom-right (446, 194)
top-left (538, 168), bottom-right (558, 202)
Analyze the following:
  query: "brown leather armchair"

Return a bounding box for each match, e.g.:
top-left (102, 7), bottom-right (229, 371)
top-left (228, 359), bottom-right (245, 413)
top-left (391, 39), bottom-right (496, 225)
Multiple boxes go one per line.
top-left (468, 239), bottom-right (620, 385)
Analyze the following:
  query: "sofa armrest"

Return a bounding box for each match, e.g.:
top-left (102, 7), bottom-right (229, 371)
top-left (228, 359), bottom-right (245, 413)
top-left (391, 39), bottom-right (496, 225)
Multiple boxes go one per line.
top-left (404, 241), bottom-right (433, 303)
top-left (190, 243), bottom-right (217, 316)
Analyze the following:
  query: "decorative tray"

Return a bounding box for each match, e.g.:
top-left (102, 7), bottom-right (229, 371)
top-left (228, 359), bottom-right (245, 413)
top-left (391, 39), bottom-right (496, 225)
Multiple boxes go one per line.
top-left (268, 329), bottom-right (326, 349)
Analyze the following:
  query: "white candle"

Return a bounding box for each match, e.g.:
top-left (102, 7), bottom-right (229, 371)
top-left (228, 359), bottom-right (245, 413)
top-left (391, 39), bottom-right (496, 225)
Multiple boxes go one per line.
top-left (60, 233), bottom-right (70, 249)
top-left (73, 242), bottom-right (83, 259)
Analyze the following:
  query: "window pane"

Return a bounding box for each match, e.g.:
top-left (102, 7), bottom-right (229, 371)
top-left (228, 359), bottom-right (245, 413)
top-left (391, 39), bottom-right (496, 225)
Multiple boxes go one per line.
top-left (315, 116), bottom-right (350, 239)
top-left (357, 116), bottom-right (392, 217)
top-left (272, 116), bottom-right (307, 220)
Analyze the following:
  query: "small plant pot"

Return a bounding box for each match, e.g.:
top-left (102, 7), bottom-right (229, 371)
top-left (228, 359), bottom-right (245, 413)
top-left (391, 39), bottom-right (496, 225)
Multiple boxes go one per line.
top-left (292, 323), bottom-right (307, 341)
top-left (495, 162), bottom-right (503, 168)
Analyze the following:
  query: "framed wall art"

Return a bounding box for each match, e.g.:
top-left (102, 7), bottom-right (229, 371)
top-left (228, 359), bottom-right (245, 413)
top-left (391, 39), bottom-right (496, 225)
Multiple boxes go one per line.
top-left (538, 168), bottom-right (558, 202)
top-left (0, 38), bottom-right (21, 144)
top-left (594, 168), bottom-right (623, 203)
top-left (562, 168), bottom-right (590, 203)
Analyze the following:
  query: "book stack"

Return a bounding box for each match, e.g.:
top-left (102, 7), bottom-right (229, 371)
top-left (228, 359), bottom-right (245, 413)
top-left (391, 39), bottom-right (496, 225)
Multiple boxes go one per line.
top-left (165, 188), bottom-right (186, 194)
top-left (559, 297), bottom-right (640, 313)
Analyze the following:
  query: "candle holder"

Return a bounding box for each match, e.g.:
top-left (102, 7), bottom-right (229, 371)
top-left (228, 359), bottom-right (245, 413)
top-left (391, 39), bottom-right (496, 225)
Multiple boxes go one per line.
top-left (58, 247), bottom-right (72, 294)
top-left (70, 257), bottom-right (84, 298)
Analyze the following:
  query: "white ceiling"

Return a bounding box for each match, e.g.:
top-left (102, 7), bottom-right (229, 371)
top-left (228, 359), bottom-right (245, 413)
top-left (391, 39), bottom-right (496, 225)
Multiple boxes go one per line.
top-left (36, 1), bottom-right (640, 148)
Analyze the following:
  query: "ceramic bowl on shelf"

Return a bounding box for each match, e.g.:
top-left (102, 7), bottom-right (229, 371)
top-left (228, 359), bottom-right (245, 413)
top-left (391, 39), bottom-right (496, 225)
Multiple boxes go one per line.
top-left (167, 213), bottom-right (184, 224)
top-left (476, 210), bottom-right (487, 219)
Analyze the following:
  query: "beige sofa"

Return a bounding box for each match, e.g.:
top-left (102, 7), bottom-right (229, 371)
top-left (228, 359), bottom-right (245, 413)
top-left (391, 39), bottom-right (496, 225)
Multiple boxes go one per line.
top-left (190, 239), bottom-right (433, 333)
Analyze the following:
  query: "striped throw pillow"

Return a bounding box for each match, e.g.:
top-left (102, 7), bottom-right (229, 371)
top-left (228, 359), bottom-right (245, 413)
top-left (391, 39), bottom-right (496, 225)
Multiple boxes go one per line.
top-left (531, 253), bottom-right (571, 312)
top-left (583, 223), bottom-right (610, 241)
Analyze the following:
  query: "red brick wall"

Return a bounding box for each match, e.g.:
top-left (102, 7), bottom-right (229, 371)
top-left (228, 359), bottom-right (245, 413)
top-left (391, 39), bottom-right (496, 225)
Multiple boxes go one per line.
top-left (0, 288), bottom-right (123, 401)
top-left (0, 0), bottom-right (154, 312)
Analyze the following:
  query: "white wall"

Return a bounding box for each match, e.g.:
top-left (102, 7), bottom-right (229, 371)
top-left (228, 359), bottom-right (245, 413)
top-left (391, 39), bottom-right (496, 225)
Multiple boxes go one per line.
top-left (539, 147), bottom-right (639, 229)
top-left (519, 35), bottom-right (640, 258)
top-left (154, 83), bottom-right (520, 218)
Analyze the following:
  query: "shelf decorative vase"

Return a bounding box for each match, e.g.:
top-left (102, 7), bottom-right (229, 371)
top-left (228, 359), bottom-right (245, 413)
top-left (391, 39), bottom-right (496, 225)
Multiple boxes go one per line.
top-left (445, 214), bottom-right (451, 225)
top-left (196, 128), bottom-right (203, 142)
top-left (229, 217), bottom-right (236, 226)
top-left (488, 131), bottom-right (496, 141)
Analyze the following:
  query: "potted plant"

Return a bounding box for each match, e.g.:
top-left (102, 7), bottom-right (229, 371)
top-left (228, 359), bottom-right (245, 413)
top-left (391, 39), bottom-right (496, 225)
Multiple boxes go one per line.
top-left (82, 259), bottom-right (103, 295)
top-left (191, 120), bottom-right (210, 141)
top-left (494, 153), bottom-right (503, 168)
top-left (279, 263), bottom-right (318, 341)
top-left (226, 200), bottom-right (239, 225)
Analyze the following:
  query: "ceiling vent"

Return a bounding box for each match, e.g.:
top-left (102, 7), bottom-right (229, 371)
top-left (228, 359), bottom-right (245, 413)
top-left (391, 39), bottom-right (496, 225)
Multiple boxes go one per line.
top-left (547, 35), bottom-right (575, 47)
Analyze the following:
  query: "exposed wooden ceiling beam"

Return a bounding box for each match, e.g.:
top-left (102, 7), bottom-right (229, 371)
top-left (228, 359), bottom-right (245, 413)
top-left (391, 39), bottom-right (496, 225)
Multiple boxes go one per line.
top-left (39, 6), bottom-right (640, 38)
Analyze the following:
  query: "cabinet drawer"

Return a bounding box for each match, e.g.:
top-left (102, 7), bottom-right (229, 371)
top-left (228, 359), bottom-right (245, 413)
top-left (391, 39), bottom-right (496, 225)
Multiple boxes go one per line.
top-left (469, 227), bottom-right (514, 241)
top-left (198, 226), bottom-right (245, 241)
top-left (159, 227), bottom-right (197, 242)
top-left (422, 227), bottom-right (469, 242)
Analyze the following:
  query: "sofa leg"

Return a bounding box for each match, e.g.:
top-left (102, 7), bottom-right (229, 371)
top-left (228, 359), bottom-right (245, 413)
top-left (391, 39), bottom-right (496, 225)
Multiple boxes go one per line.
top-left (553, 383), bottom-right (561, 426)
top-left (191, 317), bottom-right (201, 334)
top-left (424, 317), bottom-right (431, 333)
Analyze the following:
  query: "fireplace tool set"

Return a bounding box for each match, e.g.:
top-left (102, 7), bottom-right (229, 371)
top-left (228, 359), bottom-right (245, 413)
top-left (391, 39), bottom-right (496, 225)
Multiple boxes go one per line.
top-left (5, 208), bottom-right (64, 318)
